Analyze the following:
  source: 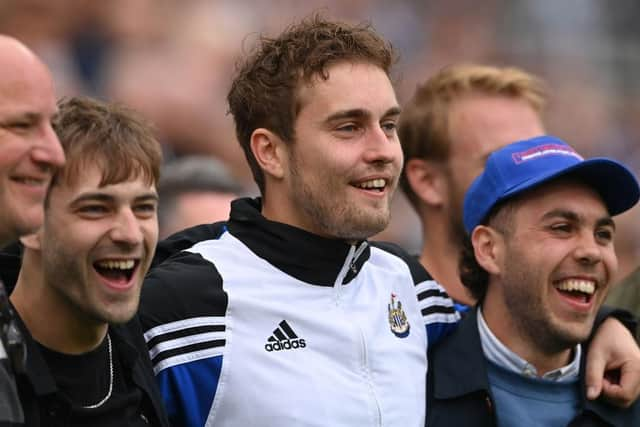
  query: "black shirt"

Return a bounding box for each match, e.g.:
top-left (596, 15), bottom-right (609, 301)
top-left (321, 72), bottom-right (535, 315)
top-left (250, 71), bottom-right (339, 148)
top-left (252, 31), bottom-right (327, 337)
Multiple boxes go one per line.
top-left (38, 335), bottom-right (149, 426)
top-left (13, 318), bottom-right (169, 427)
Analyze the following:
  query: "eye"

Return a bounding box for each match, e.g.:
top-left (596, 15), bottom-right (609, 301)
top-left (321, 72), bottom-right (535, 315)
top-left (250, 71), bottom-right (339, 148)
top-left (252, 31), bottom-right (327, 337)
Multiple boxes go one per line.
top-left (381, 120), bottom-right (397, 135)
top-left (134, 202), bottom-right (157, 218)
top-left (549, 222), bottom-right (572, 234)
top-left (595, 228), bottom-right (614, 243)
top-left (77, 204), bottom-right (109, 217)
top-left (335, 123), bottom-right (360, 133)
top-left (380, 121), bottom-right (398, 137)
top-left (4, 120), bottom-right (34, 133)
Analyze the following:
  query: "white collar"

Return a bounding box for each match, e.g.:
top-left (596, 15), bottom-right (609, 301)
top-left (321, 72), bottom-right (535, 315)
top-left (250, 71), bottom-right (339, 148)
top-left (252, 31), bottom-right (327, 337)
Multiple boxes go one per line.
top-left (477, 307), bottom-right (580, 382)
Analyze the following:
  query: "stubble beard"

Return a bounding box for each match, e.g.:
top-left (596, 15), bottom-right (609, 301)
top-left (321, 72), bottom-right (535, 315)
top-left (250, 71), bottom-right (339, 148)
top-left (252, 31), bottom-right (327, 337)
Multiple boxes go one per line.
top-left (501, 246), bottom-right (588, 356)
top-left (290, 162), bottom-right (391, 241)
top-left (41, 237), bottom-right (140, 326)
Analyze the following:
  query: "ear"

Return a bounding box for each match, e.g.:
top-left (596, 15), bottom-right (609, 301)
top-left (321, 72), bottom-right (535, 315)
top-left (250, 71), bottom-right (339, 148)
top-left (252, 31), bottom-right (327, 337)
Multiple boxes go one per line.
top-left (471, 225), bottom-right (503, 275)
top-left (250, 128), bottom-right (287, 181)
top-left (404, 158), bottom-right (446, 207)
top-left (20, 230), bottom-right (42, 251)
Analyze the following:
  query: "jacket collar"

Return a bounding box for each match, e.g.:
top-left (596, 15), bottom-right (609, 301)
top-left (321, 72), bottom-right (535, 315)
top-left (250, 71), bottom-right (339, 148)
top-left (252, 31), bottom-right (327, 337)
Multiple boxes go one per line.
top-left (430, 307), bottom-right (490, 399)
top-left (157, 197), bottom-right (371, 286)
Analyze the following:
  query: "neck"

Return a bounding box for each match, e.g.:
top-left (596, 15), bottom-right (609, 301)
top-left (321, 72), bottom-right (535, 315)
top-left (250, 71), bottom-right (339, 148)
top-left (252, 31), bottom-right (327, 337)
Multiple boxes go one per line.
top-left (11, 251), bottom-right (107, 354)
top-left (481, 294), bottom-right (573, 376)
top-left (420, 220), bottom-right (475, 306)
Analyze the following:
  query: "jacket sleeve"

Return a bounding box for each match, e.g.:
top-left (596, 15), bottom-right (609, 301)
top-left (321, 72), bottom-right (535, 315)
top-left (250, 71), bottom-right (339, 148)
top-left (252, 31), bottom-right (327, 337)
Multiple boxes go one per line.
top-left (139, 251), bottom-right (229, 427)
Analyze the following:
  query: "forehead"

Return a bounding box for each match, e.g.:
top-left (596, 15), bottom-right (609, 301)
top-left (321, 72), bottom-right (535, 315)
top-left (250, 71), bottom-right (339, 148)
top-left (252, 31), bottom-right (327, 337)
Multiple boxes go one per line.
top-left (296, 62), bottom-right (398, 119)
top-left (513, 179), bottom-right (608, 222)
top-left (52, 166), bottom-right (156, 202)
top-left (447, 94), bottom-right (544, 158)
top-left (0, 47), bottom-right (56, 118)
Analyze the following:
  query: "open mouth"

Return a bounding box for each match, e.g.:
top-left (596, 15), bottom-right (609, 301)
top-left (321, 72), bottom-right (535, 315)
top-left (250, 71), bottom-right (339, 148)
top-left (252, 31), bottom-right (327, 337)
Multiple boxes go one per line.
top-left (554, 279), bottom-right (596, 304)
top-left (93, 259), bottom-right (139, 286)
top-left (354, 178), bottom-right (387, 192)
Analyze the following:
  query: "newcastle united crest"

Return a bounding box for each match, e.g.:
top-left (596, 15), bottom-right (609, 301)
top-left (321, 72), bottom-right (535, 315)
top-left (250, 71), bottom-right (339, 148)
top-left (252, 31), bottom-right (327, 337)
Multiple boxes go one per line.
top-left (388, 293), bottom-right (410, 338)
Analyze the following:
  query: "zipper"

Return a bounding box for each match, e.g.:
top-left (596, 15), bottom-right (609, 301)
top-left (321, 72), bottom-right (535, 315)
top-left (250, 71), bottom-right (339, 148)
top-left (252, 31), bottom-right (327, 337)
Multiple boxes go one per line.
top-left (332, 242), bottom-right (368, 305)
top-left (358, 325), bottom-right (383, 426)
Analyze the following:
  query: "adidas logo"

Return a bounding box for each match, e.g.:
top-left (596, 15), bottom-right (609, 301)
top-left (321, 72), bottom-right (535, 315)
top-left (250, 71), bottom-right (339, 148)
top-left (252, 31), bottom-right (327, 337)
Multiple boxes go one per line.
top-left (264, 320), bottom-right (306, 352)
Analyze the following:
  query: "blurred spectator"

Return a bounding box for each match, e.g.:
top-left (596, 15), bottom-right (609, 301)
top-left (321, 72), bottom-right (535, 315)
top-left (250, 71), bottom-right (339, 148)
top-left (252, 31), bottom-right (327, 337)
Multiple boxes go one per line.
top-left (399, 64), bottom-right (545, 305)
top-left (158, 156), bottom-right (244, 238)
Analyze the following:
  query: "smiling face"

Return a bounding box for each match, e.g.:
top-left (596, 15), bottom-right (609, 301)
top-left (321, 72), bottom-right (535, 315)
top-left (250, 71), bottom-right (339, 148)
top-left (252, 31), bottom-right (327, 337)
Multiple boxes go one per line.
top-left (486, 179), bottom-right (617, 354)
top-left (38, 166), bottom-right (158, 325)
top-left (0, 40), bottom-right (65, 245)
top-left (275, 61), bottom-right (403, 241)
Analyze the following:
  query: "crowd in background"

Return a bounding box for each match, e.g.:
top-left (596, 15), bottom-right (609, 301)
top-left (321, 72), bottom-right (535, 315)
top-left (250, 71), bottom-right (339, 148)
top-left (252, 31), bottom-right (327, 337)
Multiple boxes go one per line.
top-left (3, 0), bottom-right (640, 280)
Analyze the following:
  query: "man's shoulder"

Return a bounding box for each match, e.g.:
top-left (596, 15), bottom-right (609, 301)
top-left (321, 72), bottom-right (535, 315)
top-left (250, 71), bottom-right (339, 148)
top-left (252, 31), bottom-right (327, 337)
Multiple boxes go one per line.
top-left (369, 240), bottom-right (434, 284)
top-left (141, 249), bottom-right (227, 325)
top-left (152, 221), bottom-right (228, 267)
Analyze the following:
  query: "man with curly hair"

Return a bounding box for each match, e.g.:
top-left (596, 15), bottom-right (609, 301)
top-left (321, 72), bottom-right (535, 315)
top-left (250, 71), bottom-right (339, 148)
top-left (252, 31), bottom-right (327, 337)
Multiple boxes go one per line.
top-left (139, 15), bottom-right (460, 427)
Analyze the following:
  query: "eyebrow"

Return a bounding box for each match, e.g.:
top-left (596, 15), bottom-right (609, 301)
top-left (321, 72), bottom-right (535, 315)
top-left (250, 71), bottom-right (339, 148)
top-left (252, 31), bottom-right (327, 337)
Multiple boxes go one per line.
top-left (71, 191), bottom-right (159, 205)
top-left (0, 111), bottom-right (40, 124)
top-left (325, 106), bottom-right (402, 123)
top-left (541, 208), bottom-right (615, 230)
top-left (597, 217), bottom-right (616, 231)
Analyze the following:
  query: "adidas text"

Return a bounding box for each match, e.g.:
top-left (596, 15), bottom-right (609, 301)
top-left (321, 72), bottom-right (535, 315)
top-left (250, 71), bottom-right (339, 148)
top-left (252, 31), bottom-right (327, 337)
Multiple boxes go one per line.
top-left (265, 339), bottom-right (306, 352)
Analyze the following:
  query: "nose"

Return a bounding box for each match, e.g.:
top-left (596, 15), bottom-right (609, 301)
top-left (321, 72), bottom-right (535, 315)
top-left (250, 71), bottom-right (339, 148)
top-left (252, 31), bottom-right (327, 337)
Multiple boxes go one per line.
top-left (362, 124), bottom-right (398, 165)
top-left (31, 124), bottom-right (65, 169)
top-left (110, 208), bottom-right (144, 246)
top-left (573, 232), bottom-right (603, 266)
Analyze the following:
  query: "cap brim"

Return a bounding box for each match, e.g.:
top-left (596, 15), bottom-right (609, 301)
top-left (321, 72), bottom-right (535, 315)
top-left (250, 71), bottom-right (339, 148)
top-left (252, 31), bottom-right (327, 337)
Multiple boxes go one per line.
top-left (500, 158), bottom-right (640, 216)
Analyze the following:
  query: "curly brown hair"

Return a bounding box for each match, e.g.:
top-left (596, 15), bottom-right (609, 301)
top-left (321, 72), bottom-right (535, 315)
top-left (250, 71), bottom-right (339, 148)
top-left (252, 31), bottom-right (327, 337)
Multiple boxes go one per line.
top-left (227, 14), bottom-right (397, 195)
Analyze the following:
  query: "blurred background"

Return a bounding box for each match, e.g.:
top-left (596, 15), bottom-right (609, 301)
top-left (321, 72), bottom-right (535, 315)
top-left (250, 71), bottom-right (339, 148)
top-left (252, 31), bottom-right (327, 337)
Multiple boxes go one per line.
top-left (4, 0), bottom-right (640, 280)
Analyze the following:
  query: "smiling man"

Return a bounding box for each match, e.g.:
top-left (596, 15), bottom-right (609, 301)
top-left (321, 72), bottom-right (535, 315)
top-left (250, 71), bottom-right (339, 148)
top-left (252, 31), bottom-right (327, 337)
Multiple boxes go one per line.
top-left (139, 15), bottom-right (459, 427)
top-left (426, 136), bottom-right (640, 426)
top-left (7, 97), bottom-right (169, 426)
top-left (0, 36), bottom-right (65, 247)
top-left (0, 35), bottom-right (66, 426)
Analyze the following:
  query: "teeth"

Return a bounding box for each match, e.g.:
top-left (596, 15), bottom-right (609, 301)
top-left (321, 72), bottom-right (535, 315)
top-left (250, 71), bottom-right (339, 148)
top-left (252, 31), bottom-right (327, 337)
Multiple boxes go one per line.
top-left (358, 179), bottom-right (386, 189)
top-left (96, 260), bottom-right (135, 270)
top-left (556, 279), bottom-right (595, 295)
top-left (17, 178), bottom-right (44, 185)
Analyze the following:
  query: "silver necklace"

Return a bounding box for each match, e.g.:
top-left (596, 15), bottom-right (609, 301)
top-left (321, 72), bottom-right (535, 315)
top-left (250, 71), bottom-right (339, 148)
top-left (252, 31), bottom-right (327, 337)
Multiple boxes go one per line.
top-left (81, 334), bottom-right (113, 409)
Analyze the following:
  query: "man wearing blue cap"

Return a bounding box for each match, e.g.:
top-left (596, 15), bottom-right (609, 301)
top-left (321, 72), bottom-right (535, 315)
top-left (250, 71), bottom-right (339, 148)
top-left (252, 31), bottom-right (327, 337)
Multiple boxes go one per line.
top-left (426, 135), bottom-right (640, 426)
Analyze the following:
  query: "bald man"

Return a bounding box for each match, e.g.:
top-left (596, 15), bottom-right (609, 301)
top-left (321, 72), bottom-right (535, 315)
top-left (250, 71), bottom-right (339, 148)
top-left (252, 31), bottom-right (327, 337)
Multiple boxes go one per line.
top-left (0, 35), bottom-right (65, 425)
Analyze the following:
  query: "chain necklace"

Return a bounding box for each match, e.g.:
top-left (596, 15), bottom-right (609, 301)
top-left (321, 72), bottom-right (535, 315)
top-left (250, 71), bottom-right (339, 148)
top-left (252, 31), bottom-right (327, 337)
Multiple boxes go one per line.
top-left (81, 334), bottom-right (113, 409)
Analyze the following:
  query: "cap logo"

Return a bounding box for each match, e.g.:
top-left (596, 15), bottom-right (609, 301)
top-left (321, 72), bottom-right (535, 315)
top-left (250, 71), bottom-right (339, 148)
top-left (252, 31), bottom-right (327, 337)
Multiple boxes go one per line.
top-left (512, 144), bottom-right (583, 164)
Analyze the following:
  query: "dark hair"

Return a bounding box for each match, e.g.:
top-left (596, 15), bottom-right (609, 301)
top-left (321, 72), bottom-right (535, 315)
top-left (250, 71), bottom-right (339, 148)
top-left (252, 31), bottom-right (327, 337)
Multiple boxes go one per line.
top-left (459, 198), bottom-right (517, 302)
top-left (51, 96), bottom-right (162, 192)
top-left (459, 235), bottom-right (489, 302)
top-left (227, 14), bottom-right (397, 194)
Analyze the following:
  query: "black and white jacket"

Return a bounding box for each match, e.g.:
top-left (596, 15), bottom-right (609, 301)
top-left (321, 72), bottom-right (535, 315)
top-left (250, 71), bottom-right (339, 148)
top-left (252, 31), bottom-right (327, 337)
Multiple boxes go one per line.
top-left (140, 197), bottom-right (460, 427)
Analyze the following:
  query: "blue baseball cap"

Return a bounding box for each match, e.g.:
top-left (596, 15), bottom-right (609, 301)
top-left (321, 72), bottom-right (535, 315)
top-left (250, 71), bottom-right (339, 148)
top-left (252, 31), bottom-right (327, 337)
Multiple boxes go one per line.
top-left (463, 135), bottom-right (640, 233)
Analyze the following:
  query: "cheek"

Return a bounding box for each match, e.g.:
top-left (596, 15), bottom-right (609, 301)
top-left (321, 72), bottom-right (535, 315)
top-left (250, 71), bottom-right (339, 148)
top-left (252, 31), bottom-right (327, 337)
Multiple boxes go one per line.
top-left (144, 222), bottom-right (159, 246)
top-left (0, 148), bottom-right (26, 171)
top-left (603, 249), bottom-right (618, 277)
